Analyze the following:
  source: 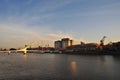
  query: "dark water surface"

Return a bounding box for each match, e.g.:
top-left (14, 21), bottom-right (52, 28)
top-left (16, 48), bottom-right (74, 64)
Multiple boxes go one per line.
top-left (0, 53), bottom-right (120, 80)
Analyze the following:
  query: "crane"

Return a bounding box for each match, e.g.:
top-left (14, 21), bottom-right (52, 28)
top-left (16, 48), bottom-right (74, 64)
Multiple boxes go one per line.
top-left (100, 36), bottom-right (106, 47)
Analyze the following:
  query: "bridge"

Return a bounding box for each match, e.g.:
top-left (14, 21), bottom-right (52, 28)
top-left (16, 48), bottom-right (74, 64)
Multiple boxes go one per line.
top-left (0, 41), bottom-right (45, 55)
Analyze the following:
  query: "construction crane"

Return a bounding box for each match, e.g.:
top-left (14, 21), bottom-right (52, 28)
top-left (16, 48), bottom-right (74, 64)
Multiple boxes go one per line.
top-left (100, 36), bottom-right (107, 47)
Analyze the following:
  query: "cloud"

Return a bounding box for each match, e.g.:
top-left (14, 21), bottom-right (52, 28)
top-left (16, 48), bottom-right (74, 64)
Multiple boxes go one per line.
top-left (26, 0), bottom-right (33, 5)
top-left (32, 0), bottom-right (76, 13)
top-left (0, 22), bottom-right (84, 48)
top-left (72, 1), bottom-right (120, 17)
top-left (0, 0), bottom-right (120, 49)
top-left (48, 33), bottom-right (73, 39)
top-left (100, 2), bottom-right (120, 8)
top-left (0, 21), bottom-right (88, 48)
top-left (48, 32), bottom-right (88, 45)
top-left (0, 23), bottom-right (55, 48)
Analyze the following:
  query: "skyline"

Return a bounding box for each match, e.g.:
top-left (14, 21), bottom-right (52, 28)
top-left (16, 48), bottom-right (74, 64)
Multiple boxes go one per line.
top-left (0, 0), bottom-right (120, 48)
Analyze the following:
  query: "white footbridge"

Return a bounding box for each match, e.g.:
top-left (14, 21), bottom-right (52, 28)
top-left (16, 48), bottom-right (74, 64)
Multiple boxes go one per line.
top-left (0, 41), bottom-right (40, 55)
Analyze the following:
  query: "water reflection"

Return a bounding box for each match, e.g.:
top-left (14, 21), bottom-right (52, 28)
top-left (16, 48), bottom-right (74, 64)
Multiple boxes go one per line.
top-left (8, 53), bottom-right (10, 55)
top-left (0, 53), bottom-right (120, 80)
top-left (23, 54), bottom-right (27, 59)
top-left (70, 61), bottom-right (78, 77)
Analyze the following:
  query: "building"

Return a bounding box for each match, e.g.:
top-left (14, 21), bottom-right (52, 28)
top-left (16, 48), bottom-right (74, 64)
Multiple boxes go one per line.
top-left (54, 38), bottom-right (74, 49)
top-left (104, 41), bottom-right (120, 51)
top-left (61, 38), bottom-right (70, 49)
top-left (54, 40), bottom-right (62, 49)
top-left (70, 40), bottom-right (74, 46)
top-left (67, 43), bottom-right (98, 51)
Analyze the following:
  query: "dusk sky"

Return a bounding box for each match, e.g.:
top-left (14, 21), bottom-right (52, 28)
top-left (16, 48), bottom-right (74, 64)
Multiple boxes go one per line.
top-left (0, 0), bottom-right (120, 48)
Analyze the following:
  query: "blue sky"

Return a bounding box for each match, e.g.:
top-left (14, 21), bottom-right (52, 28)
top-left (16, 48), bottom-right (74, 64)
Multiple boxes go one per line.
top-left (0, 0), bottom-right (120, 48)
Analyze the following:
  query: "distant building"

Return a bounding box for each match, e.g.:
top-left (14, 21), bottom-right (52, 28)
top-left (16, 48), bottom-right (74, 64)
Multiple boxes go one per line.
top-left (54, 38), bottom-right (74, 49)
top-left (104, 41), bottom-right (120, 51)
top-left (61, 38), bottom-right (73, 49)
top-left (67, 43), bottom-right (98, 51)
top-left (61, 38), bottom-right (70, 49)
top-left (112, 42), bottom-right (120, 49)
top-left (70, 40), bottom-right (74, 46)
top-left (54, 40), bottom-right (62, 49)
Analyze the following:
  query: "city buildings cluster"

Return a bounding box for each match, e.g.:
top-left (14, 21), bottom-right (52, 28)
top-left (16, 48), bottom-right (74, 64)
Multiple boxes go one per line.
top-left (54, 38), bottom-right (120, 54)
top-left (54, 38), bottom-right (74, 49)
top-left (54, 38), bottom-right (98, 50)
top-left (0, 38), bottom-right (120, 55)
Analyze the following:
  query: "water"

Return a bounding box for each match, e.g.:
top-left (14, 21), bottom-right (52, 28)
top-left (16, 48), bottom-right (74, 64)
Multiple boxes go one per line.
top-left (0, 53), bottom-right (120, 80)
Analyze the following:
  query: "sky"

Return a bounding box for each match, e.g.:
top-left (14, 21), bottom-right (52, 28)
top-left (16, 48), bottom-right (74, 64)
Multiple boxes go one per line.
top-left (0, 0), bottom-right (120, 48)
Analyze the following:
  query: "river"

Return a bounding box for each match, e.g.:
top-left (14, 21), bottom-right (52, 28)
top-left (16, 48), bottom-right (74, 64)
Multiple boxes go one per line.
top-left (0, 53), bottom-right (120, 80)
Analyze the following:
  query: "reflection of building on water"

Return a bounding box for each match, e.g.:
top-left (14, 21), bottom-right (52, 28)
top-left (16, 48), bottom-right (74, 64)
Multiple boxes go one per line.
top-left (23, 53), bottom-right (27, 59)
top-left (70, 61), bottom-right (78, 77)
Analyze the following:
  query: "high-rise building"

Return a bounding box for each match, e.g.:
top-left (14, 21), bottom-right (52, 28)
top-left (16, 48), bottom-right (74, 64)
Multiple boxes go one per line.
top-left (54, 40), bottom-right (62, 49)
top-left (54, 38), bottom-right (74, 49)
top-left (70, 40), bottom-right (74, 46)
top-left (61, 38), bottom-right (70, 49)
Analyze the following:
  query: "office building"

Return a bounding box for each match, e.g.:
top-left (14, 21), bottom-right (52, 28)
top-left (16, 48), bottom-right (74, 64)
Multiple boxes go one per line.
top-left (54, 38), bottom-right (74, 49)
top-left (54, 40), bottom-right (62, 49)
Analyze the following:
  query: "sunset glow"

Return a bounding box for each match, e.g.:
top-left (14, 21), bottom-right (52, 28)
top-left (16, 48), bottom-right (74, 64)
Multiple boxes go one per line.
top-left (0, 0), bottom-right (120, 48)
